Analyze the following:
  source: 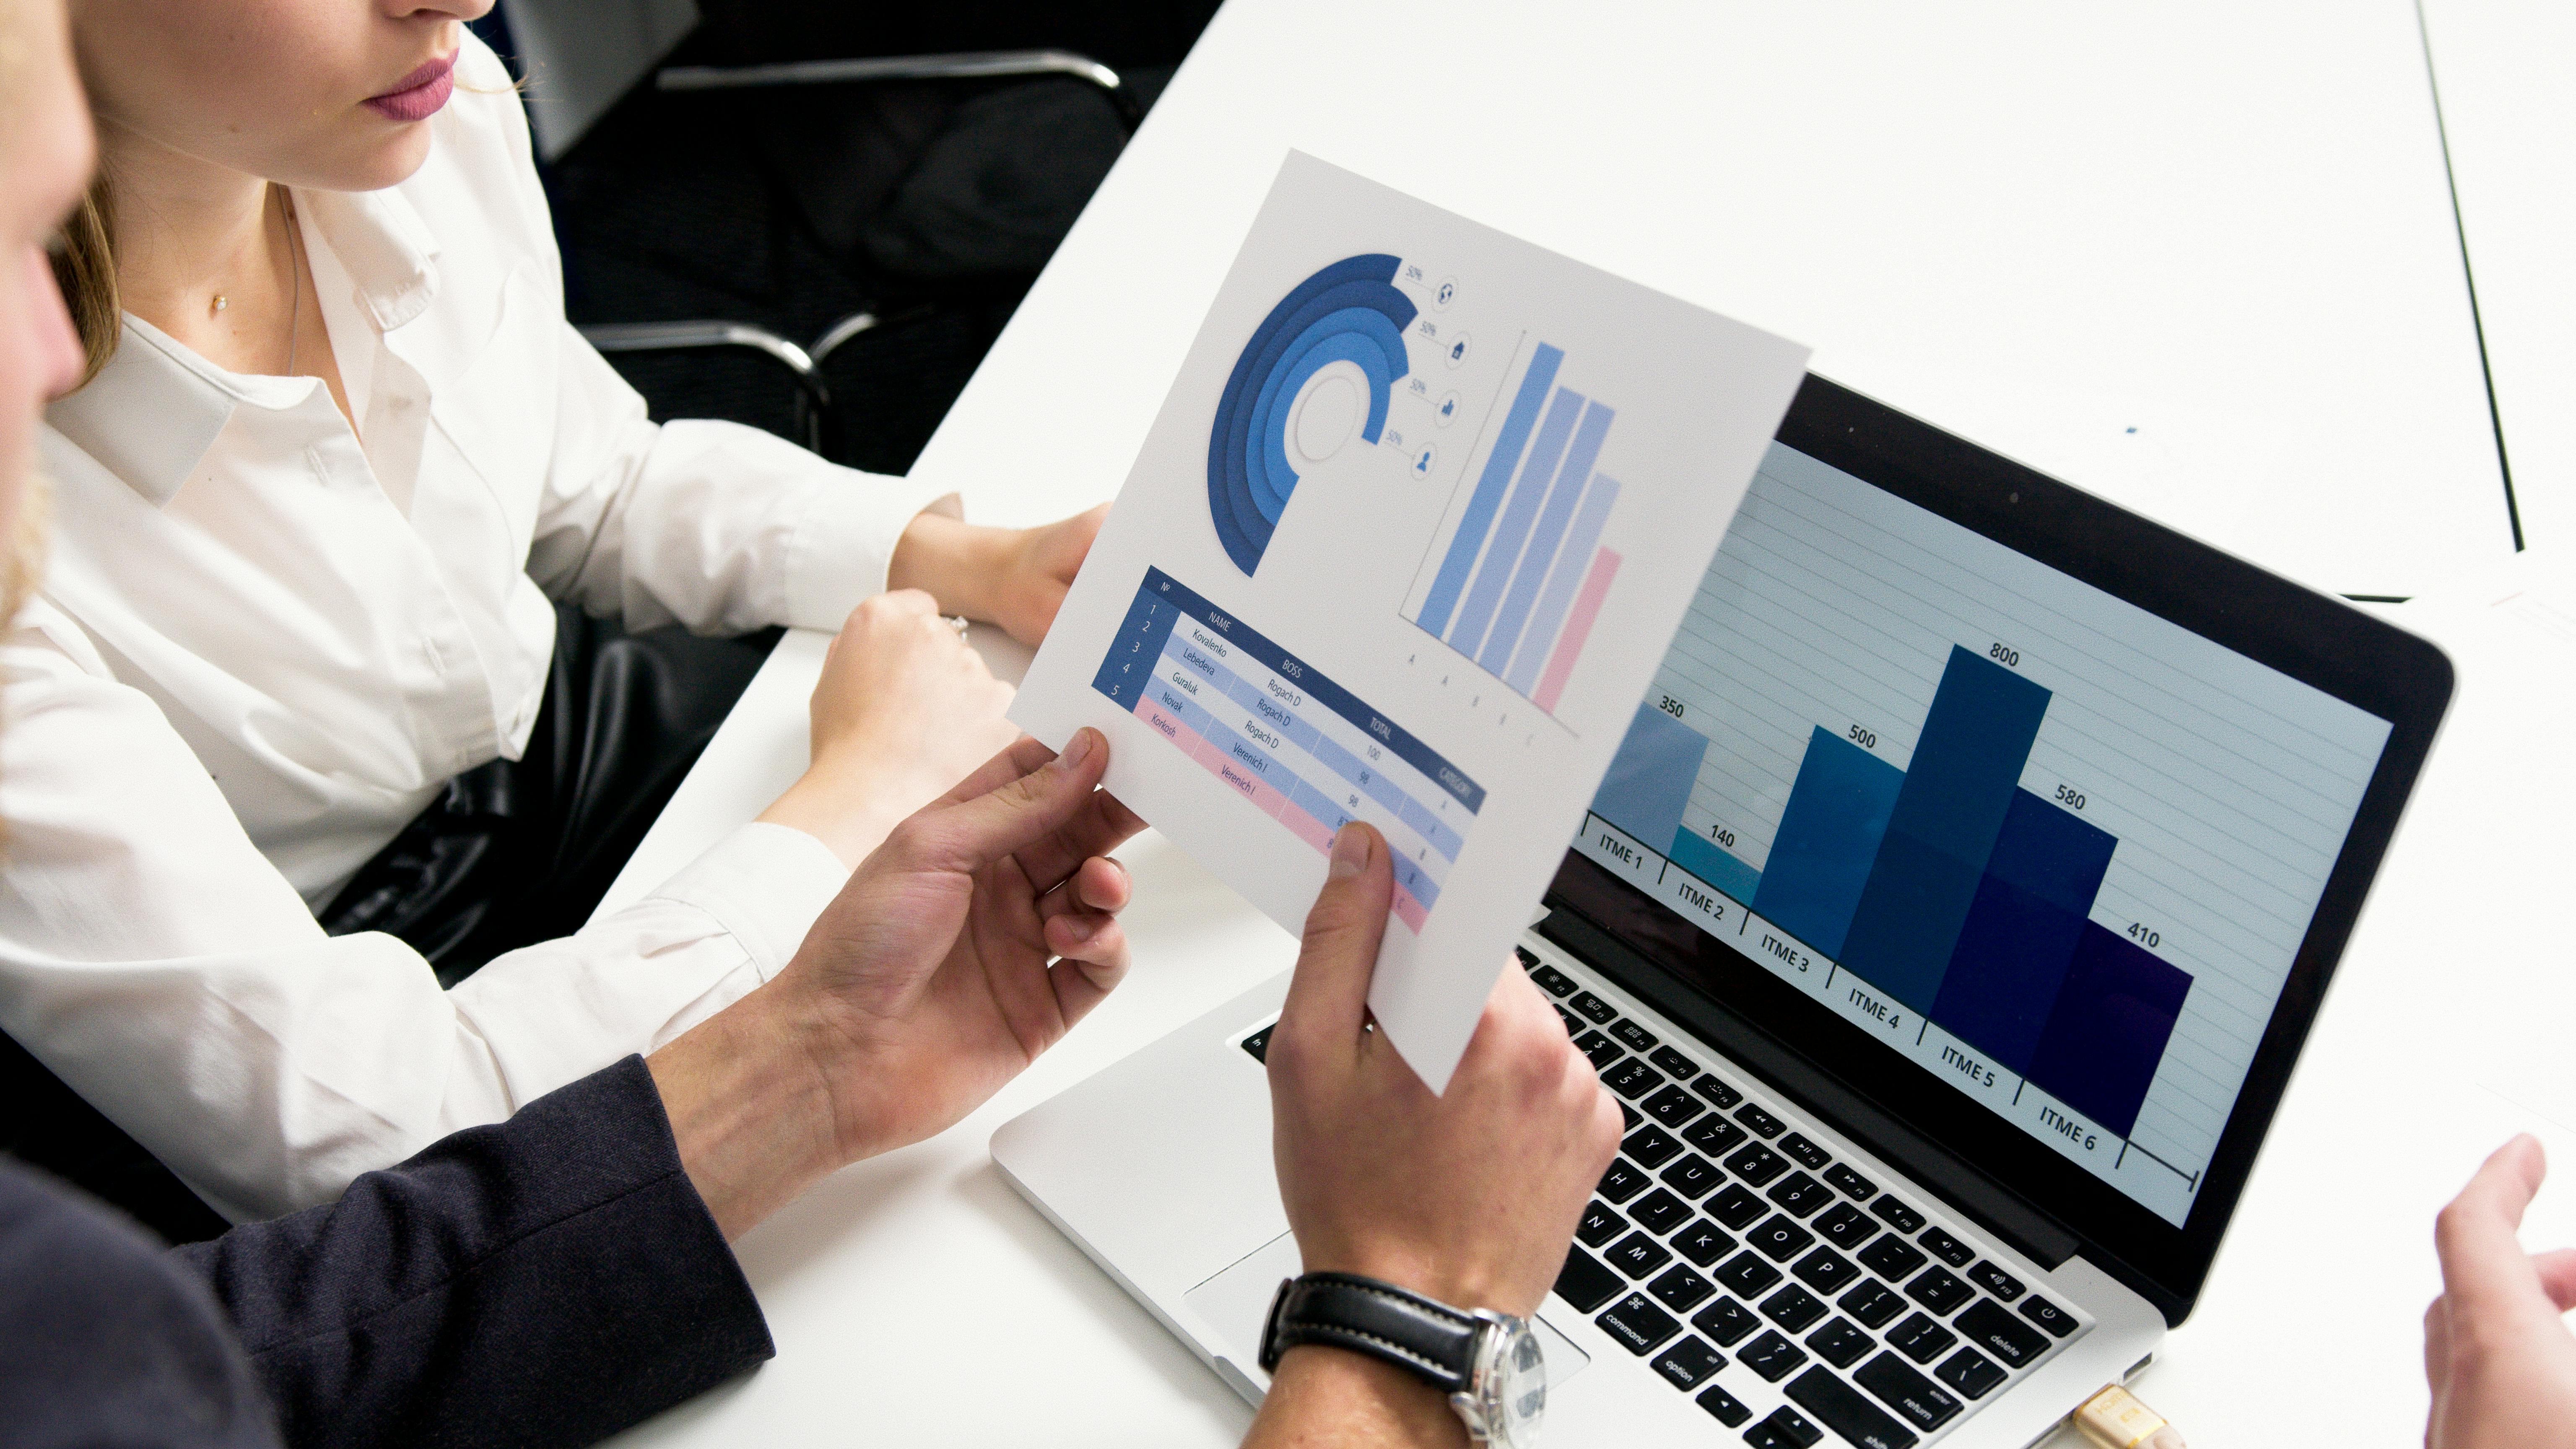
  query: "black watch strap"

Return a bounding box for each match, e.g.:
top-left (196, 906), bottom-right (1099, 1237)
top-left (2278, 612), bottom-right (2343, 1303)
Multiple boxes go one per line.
top-left (1257, 1272), bottom-right (1481, 1393)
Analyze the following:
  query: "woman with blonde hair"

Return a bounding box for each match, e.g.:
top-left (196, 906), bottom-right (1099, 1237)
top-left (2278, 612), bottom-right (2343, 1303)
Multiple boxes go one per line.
top-left (9, 0), bottom-right (1108, 1231)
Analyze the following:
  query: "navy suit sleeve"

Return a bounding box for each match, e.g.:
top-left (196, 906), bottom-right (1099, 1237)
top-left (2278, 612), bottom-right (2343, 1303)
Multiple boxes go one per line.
top-left (173, 1055), bottom-right (774, 1449)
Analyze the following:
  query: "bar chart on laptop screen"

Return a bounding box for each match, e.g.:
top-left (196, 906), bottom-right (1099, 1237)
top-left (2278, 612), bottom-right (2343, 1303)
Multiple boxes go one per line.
top-left (1573, 443), bottom-right (2392, 1224)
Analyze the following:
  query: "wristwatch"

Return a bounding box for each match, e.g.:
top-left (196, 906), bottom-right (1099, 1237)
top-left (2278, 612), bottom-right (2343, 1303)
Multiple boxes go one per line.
top-left (1257, 1271), bottom-right (1547, 1447)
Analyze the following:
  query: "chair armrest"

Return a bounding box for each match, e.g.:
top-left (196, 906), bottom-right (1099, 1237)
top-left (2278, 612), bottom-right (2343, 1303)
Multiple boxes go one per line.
top-left (655, 48), bottom-right (1143, 130)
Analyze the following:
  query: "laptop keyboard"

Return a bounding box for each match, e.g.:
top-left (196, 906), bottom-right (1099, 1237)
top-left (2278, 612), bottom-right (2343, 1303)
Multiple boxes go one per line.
top-left (1231, 941), bottom-right (2088, 1446)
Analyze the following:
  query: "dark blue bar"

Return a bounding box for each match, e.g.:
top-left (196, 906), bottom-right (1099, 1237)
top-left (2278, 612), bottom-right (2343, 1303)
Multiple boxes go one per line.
top-left (1449, 385), bottom-right (1586, 658)
top-left (1928, 790), bottom-right (2117, 1074)
top-left (1750, 727), bottom-right (1905, 957)
top-left (1091, 589), bottom-right (1180, 709)
top-left (1590, 702), bottom-right (1708, 855)
top-left (2022, 922), bottom-right (2193, 1138)
top-left (1838, 648), bottom-right (2052, 1013)
top-left (1119, 568), bottom-right (1485, 813)
top-left (1418, 343), bottom-right (1564, 637)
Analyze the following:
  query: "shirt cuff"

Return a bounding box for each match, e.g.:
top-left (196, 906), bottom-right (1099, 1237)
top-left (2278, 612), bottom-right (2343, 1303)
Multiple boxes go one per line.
top-left (779, 469), bottom-right (961, 633)
top-left (644, 821), bottom-right (853, 982)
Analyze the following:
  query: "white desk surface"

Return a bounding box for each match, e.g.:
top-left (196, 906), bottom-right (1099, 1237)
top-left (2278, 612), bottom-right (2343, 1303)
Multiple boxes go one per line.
top-left (598, 3), bottom-right (2567, 1443)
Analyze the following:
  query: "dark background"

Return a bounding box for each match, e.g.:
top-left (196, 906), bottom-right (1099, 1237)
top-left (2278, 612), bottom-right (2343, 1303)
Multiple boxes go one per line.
top-left (497, 2), bottom-right (1225, 476)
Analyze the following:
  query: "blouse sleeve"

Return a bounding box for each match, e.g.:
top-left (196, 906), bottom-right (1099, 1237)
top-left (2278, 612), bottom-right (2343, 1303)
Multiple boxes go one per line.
top-left (0, 608), bottom-right (852, 1223)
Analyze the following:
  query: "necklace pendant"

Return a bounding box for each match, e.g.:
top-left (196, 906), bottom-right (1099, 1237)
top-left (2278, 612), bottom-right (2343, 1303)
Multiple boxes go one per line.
top-left (213, 294), bottom-right (229, 314)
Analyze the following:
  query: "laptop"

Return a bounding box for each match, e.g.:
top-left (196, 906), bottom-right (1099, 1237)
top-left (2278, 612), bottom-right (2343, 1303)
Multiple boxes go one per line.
top-left (993, 374), bottom-right (2451, 1447)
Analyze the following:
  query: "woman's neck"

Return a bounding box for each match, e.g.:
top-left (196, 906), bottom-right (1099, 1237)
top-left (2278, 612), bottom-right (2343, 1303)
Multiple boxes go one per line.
top-left (100, 122), bottom-right (351, 425)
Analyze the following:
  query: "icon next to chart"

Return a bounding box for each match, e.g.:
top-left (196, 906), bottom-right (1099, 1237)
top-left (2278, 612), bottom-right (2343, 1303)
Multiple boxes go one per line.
top-left (1092, 568), bottom-right (1483, 932)
top-left (1403, 338), bottom-right (1624, 717)
top-left (1579, 643), bottom-right (2203, 1222)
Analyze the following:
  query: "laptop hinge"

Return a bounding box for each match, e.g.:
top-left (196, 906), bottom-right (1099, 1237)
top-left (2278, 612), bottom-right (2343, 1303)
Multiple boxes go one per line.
top-left (1538, 907), bottom-right (2083, 1272)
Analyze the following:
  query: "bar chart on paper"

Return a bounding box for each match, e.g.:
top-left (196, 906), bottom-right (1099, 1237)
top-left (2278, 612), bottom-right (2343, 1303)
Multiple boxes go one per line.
top-left (1573, 444), bottom-right (2391, 1224)
top-left (1402, 339), bottom-right (1626, 714)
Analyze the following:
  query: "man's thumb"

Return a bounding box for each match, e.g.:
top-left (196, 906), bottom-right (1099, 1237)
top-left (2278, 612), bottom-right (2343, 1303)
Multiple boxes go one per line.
top-left (1279, 823), bottom-right (1393, 1048)
top-left (910, 727), bottom-right (1106, 872)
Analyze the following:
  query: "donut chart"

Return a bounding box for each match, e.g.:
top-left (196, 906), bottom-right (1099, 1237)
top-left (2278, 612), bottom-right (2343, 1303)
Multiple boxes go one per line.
top-left (1205, 254), bottom-right (1419, 574)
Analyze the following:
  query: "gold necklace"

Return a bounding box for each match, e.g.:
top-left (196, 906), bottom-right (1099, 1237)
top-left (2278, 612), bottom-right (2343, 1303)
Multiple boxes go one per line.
top-left (207, 185), bottom-right (302, 376)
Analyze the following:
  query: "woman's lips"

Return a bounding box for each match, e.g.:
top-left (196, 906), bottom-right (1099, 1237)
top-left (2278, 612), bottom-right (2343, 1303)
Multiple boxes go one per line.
top-left (364, 52), bottom-right (456, 122)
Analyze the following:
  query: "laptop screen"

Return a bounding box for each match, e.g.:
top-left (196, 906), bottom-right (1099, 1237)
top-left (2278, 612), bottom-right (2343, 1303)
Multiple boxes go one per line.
top-left (1561, 422), bottom-right (2395, 1236)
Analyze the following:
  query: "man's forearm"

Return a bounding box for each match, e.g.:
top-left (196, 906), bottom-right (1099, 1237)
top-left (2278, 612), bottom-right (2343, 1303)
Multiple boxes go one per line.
top-left (646, 987), bottom-right (851, 1241)
top-left (1240, 1347), bottom-right (1470, 1449)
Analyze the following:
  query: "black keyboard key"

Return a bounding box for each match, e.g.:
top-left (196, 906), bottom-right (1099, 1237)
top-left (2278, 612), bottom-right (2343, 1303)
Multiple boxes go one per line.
top-left (1607, 1231), bottom-right (1673, 1279)
top-left (1935, 1346), bottom-right (2008, 1399)
top-left (1629, 1188), bottom-right (1693, 1235)
top-left (1886, 1313), bottom-right (1956, 1365)
top-left (1859, 1236), bottom-right (1928, 1283)
top-left (1675, 1219), bottom-right (1739, 1267)
top-left (1568, 990), bottom-right (1620, 1025)
top-left (1735, 1103), bottom-right (1786, 1138)
top-left (1643, 1084), bottom-right (1707, 1128)
top-left (1816, 1201), bottom-right (1880, 1250)
top-left (1779, 1132), bottom-right (1832, 1171)
top-left (1768, 1171), bottom-right (1835, 1218)
top-left (1650, 1045), bottom-right (1701, 1079)
top-left (1692, 1073), bottom-right (1745, 1109)
top-left (1825, 1164), bottom-right (1878, 1200)
top-left (1576, 1200), bottom-right (1629, 1247)
top-left (1239, 1025), bottom-right (1272, 1062)
top-left (1954, 1299), bottom-right (2047, 1368)
top-left (1555, 1245), bottom-right (1623, 1311)
top-left (1650, 1264), bottom-right (1716, 1313)
top-left (1596, 1291), bottom-right (1681, 1355)
top-left (1706, 1183), bottom-right (1769, 1229)
top-left (1530, 963), bottom-right (1577, 997)
top-left (1610, 1018), bottom-right (1658, 1053)
top-left (1787, 1365), bottom-right (1919, 1449)
top-left (1905, 1265), bottom-right (1974, 1316)
top-left (1573, 1030), bottom-right (1624, 1070)
top-left (1739, 1329), bottom-right (1808, 1382)
top-left (1653, 1335), bottom-right (1726, 1391)
top-left (1714, 1250), bottom-right (1784, 1298)
top-left (1792, 1246), bottom-right (1862, 1295)
top-left (1622, 1122), bottom-right (1683, 1169)
top-left (1870, 1195), bottom-right (1927, 1235)
top-left (1554, 1003), bottom-right (1580, 1034)
top-left (2020, 1295), bottom-right (2077, 1337)
top-left (1604, 1057), bottom-right (1666, 1100)
top-left (1807, 1317), bottom-right (1875, 1369)
top-left (1697, 1383), bottom-right (1753, 1426)
top-left (1686, 1113), bottom-right (1749, 1156)
top-left (1598, 1158), bottom-right (1651, 1203)
top-left (1748, 1213), bottom-right (1816, 1262)
top-left (1966, 1260), bottom-right (2025, 1301)
top-left (1660, 1153), bottom-right (1724, 1200)
top-left (1916, 1224), bottom-right (1974, 1268)
top-left (1840, 1279), bottom-right (1906, 1329)
top-left (1854, 1351), bottom-right (1962, 1431)
top-left (1514, 946), bottom-right (1540, 970)
top-left (1753, 1405), bottom-right (1826, 1448)
top-left (1761, 1283), bottom-right (1827, 1332)
top-left (1621, 1101), bottom-right (1642, 1131)
top-left (1693, 1295), bottom-right (1761, 1346)
top-left (1726, 1143), bottom-right (1790, 1187)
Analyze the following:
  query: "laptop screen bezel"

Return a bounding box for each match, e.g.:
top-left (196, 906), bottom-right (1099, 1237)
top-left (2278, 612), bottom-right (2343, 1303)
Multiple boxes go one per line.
top-left (1539, 374), bottom-right (2452, 1324)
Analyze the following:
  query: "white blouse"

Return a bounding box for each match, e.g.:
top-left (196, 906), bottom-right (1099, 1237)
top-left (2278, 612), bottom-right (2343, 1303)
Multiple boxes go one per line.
top-left (3, 35), bottom-right (948, 1222)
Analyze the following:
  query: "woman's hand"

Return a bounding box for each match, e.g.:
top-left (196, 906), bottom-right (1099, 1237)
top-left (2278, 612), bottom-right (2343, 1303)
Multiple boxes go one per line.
top-left (2424, 1135), bottom-right (2576, 1449)
top-left (888, 504), bottom-right (1108, 646)
top-left (758, 589), bottom-right (1019, 866)
top-left (652, 729), bottom-right (1144, 1238)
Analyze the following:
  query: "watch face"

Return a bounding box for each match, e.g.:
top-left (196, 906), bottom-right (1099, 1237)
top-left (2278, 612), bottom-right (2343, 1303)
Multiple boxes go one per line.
top-left (1465, 1315), bottom-right (1546, 1448)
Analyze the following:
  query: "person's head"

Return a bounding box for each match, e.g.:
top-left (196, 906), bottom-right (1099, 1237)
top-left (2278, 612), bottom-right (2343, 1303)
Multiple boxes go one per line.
top-left (54, 0), bottom-right (493, 377)
top-left (0, 0), bottom-right (91, 574)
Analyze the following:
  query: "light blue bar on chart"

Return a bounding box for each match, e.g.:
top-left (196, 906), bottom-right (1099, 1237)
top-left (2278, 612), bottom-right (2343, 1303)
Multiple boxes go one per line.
top-left (1448, 385), bottom-right (1585, 658)
top-left (1478, 400), bottom-right (1614, 674)
top-left (1505, 474), bottom-right (1622, 694)
top-left (1416, 344), bottom-right (1564, 638)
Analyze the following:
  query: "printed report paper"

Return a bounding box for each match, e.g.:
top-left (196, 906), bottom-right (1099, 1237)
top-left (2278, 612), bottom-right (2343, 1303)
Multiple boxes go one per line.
top-left (1013, 153), bottom-right (1808, 1088)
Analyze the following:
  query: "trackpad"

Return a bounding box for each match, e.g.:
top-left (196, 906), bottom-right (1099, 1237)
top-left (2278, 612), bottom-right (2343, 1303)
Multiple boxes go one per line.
top-left (1183, 1230), bottom-right (1590, 1397)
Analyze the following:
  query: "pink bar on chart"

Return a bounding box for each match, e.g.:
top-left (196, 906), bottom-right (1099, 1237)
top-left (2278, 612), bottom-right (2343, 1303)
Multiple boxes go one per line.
top-left (1533, 547), bottom-right (1621, 714)
top-left (1277, 800), bottom-right (1335, 854)
top-left (1389, 887), bottom-right (1429, 934)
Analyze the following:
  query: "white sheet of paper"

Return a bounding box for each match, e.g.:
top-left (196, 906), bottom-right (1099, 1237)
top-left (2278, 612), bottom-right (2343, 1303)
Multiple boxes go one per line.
top-left (1012, 153), bottom-right (1809, 1088)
